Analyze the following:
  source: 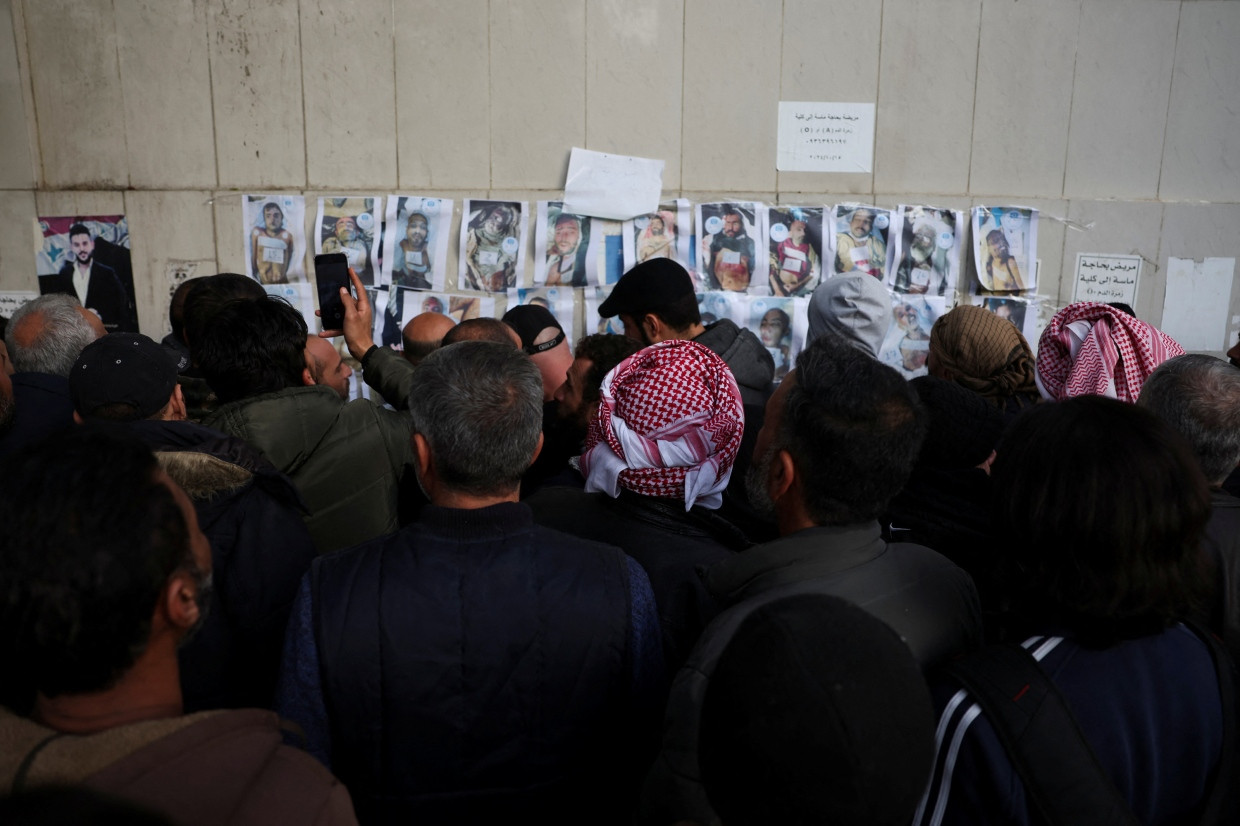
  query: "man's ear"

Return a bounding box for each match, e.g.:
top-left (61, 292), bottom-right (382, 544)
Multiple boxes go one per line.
top-left (642, 313), bottom-right (662, 343)
top-left (160, 570), bottom-right (202, 634)
top-left (301, 365), bottom-right (316, 387)
top-left (412, 432), bottom-right (434, 481)
top-left (72, 410), bottom-right (84, 425)
top-left (530, 431), bottom-right (544, 466)
top-left (768, 449), bottom-right (797, 503)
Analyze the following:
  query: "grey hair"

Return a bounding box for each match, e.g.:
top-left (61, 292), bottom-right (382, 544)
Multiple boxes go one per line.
top-left (6, 294), bottom-right (99, 377)
top-left (407, 340), bottom-right (543, 497)
top-left (1138, 354), bottom-right (1240, 485)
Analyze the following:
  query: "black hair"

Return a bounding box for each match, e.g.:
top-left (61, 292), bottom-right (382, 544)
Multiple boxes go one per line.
top-left (194, 295), bottom-right (308, 403)
top-left (992, 396), bottom-right (1211, 643)
top-left (67, 222), bottom-right (90, 240)
top-left (181, 273), bottom-right (266, 351)
top-left (574, 334), bottom-right (641, 405)
top-left (167, 277), bottom-right (199, 342)
top-left (635, 292), bottom-right (702, 336)
top-left (780, 335), bottom-right (927, 525)
top-left (0, 427), bottom-right (189, 701)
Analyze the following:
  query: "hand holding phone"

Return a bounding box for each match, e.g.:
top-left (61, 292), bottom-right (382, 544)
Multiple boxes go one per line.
top-left (315, 253), bottom-right (351, 330)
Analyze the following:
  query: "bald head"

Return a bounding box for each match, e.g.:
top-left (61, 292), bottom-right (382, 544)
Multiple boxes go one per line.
top-left (304, 336), bottom-right (352, 401)
top-left (444, 317), bottom-right (522, 349)
top-left (402, 311), bottom-right (456, 366)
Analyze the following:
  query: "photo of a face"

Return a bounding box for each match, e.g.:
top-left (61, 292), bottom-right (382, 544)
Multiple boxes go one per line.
top-left (767, 206), bottom-right (824, 297)
top-left (831, 204), bottom-right (892, 281)
top-left (878, 295), bottom-right (945, 380)
top-left (972, 206), bottom-right (1037, 294)
top-left (696, 202), bottom-right (761, 294)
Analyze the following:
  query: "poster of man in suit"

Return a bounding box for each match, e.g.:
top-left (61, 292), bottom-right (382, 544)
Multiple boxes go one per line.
top-left (36, 215), bottom-right (138, 333)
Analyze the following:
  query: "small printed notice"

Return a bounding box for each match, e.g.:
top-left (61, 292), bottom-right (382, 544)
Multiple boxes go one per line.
top-left (777, 101), bottom-right (875, 173)
top-left (563, 147), bottom-right (664, 221)
top-left (0, 291), bottom-right (37, 318)
top-left (1162, 257), bottom-right (1235, 351)
top-left (1072, 253), bottom-right (1141, 305)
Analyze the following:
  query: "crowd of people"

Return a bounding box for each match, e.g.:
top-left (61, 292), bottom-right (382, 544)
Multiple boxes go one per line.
top-left (0, 259), bottom-right (1236, 825)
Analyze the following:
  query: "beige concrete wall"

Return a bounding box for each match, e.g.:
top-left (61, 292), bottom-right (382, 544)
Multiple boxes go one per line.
top-left (0, 0), bottom-right (1237, 348)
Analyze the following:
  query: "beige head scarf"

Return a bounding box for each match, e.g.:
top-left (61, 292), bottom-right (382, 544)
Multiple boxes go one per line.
top-left (929, 305), bottom-right (1037, 402)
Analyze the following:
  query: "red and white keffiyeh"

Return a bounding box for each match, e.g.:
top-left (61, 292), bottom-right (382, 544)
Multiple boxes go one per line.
top-left (1036, 302), bottom-right (1184, 402)
top-left (581, 339), bottom-right (744, 510)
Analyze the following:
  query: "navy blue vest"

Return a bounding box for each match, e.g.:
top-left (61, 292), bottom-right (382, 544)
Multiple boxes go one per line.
top-left (312, 502), bottom-right (636, 824)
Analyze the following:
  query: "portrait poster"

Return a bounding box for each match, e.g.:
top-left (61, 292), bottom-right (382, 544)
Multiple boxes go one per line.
top-left (458, 200), bottom-right (527, 293)
top-left (314, 196), bottom-right (383, 287)
top-left (740, 295), bottom-right (809, 382)
top-left (400, 291), bottom-right (495, 328)
top-left (381, 196), bottom-right (453, 293)
top-left (508, 286), bottom-right (576, 342)
top-left (695, 202), bottom-right (766, 294)
top-left (622, 199), bottom-right (692, 274)
top-left (765, 205), bottom-right (825, 298)
top-left (969, 294), bottom-right (1041, 345)
top-left (827, 204), bottom-right (894, 282)
top-left (889, 205), bottom-right (964, 297)
top-left (264, 282), bottom-right (317, 332)
top-left (585, 286), bottom-right (628, 336)
top-left (243, 194), bottom-right (307, 284)
top-left (35, 214), bottom-right (138, 334)
top-left (533, 201), bottom-right (598, 288)
top-left (971, 206), bottom-right (1038, 294)
top-left (878, 295), bottom-right (946, 380)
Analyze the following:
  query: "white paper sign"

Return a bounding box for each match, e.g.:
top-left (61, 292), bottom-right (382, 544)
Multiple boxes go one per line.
top-left (1072, 253), bottom-right (1141, 305)
top-left (1162, 257), bottom-right (1236, 351)
top-left (562, 147), bottom-right (664, 221)
top-left (777, 101), bottom-right (875, 173)
top-left (0, 291), bottom-right (38, 319)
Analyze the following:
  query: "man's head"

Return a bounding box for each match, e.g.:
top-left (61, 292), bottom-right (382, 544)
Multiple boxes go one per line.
top-left (194, 296), bottom-right (308, 403)
top-left (405, 212), bottom-right (429, 249)
top-left (911, 222), bottom-right (935, 262)
top-left (407, 341), bottom-right (543, 501)
top-left (722, 207), bottom-right (745, 239)
top-left (986, 228), bottom-right (1009, 261)
top-left (167, 277), bottom-right (199, 345)
top-left (443, 316), bottom-right (521, 348)
top-left (422, 295), bottom-right (444, 314)
top-left (334, 216), bottom-right (358, 243)
top-left (0, 428), bottom-right (211, 702)
top-left (482, 204), bottom-right (515, 235)
top-left (581, 340), bottom-right (744, 510)
top-left (6, 293), bottom-right (103, 377)
top-left (68, 223), bottom-right (94, 265)
top-left (848, 208), bottom-right (875, 240)
top-left (262, 202), bottom-right (284, 232)
top-left (304, 336), bottom-right (352, 401)
top-left (503, 304), bottom-right (572, 401)
top-left (70, 333), bottom-right (184, 422)
top-left (181, 273), bottom-right (266, 352)
top-left (806, 274), bottom-right (891, 358)
top-left (553, 214), bottom-right (581, 256)
top-left (747, 335), bottom-right (927, 529)
top-left (554, 334), bottom-right (642, 442)
top-left (758, 308), bottom-right (790, 348)
top-left (1138, 354), bottom-right (1240, 486)
top-left (598, 258), bottom-right (702, 345)
top-left (993, 396), bottom-right (1209, 642)
top-left (402, 311), bottom-right (457, 366)
top-left (789, 220), bottom-right (806, 245)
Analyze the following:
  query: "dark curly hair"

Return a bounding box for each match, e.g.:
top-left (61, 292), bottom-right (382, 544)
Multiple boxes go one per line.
top-left (194, 295), bottom-right (308, 403)
top-left (0, 427), bottom-right (191, 702)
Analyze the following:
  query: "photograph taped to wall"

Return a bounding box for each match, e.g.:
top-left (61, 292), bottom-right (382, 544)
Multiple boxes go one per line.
top-left (766, 205), bottom-right (825, 298)
top-left (400, 291), bottom-right (495, 328)
top-left (533, 201), bottom-right (597, 287)
top-left (828, 204), bottom-right (894, 282)
top-left (741, 295), bottom-right (809, 382)
top-left (697, 291), bottom-right (739, 328)
top-left (509, 286), bottom-right (576, 341)
top-left (460, 200), bottom-right (527, 293)
top-left (594, 218), bottom-right (625, 287)
top-left (972, 206), bottom-right (1038, 294)
top-left (623, 199), bottom-right (692, 274)
top-left (695, 201), bottom-right (764, 293)
top-left (382, 196), bottom-right (453, 292)
top-left (969, 294), bottom-right (1041, 345)
top-left (879, 295), bottom-right (946, 380)
top-left (244, 194), bottom-right (306, 284)
top-left (36, 214), bottom-right (138, 334)
top-left (890, 205), bottom-right (963, 297)
top-left (315, 196), bottom-right (382, 288)
top-left (586, 286), bottom-right (628, 335)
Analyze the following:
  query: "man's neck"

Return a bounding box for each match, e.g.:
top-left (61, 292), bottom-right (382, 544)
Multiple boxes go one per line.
top-left (75, 259), bottom-right (91, 273)
top-left (431, 488), bottom-right (520, 510)
top-left (33, 635), bottom-right (183, 735)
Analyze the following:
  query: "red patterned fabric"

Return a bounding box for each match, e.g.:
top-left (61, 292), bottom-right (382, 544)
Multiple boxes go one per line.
top-left (581, 339), bottom-right (744, 510)
top-left (1036, 302), bottom-right (1184, 402)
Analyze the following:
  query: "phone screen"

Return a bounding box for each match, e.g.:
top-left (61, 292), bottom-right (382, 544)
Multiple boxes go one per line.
top-left (315, 253), bottom-right (350, 329)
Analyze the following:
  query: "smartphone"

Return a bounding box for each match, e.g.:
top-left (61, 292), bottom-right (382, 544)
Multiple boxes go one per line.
top-left (315, 253), bottom-right (350, 330)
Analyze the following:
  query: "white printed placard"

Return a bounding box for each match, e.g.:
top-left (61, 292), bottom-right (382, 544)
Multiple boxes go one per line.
top-left (777, 101), bottom-right (875, 173)
top-left (1072, 253), bottom-right (1141, 305)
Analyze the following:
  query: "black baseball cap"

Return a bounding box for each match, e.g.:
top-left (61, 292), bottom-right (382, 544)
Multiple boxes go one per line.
top-left (70, 333), bottom-right (179, 419)
top-left (598, 259), bottom-right (695, 318)
top-left (502, 304), bottom-right (566, 355)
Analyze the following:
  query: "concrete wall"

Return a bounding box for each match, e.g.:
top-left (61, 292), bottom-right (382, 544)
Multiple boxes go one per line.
top-left (0, 0), bottom-right (1237, 347)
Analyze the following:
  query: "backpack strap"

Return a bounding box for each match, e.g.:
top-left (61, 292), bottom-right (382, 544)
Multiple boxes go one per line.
top-left (940, 644), bottom-right (1139, 826)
